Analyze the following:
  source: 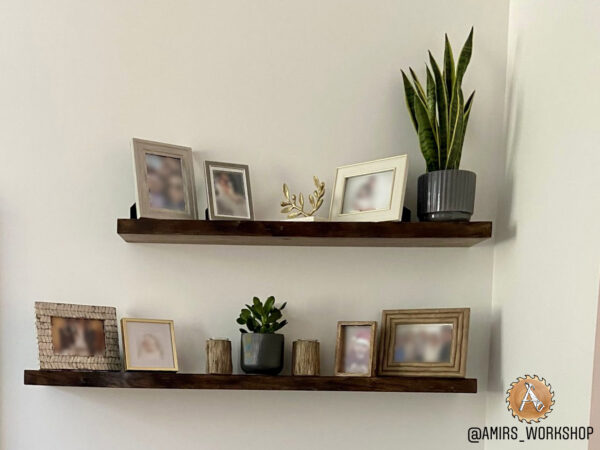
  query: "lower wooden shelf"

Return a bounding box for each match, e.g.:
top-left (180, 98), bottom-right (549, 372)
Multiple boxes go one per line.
top-left (24, 370), bottom-right (477, 393)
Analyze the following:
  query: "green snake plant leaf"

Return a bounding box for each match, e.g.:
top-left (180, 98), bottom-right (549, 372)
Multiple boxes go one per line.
top-left (455, 90), bottom-right (475, 168)
top-left (413, 95), bottom-right (439, 171)
top-left (279, 301), bottom-right (287, 310)
top-left (463, 91), bottom-right (475, 138)
top-left (401, 71), bottom-right (418, 131)
top-left (464, 90), bottom-right (475, 120)
top-left (456, 27), bottom-right (474, 87)
top-left (444, 34), bottom-right (456, 97)
top-left (409, 67), bottom-right (427, 104)
top-left (429, 52), bottom-right (448, 168)
top-left (446, 81), bottom-right (461, 165)
top-left (447, 91), bottom-right (465, 169)
top-left (425, 67), bottom-right (437, 129)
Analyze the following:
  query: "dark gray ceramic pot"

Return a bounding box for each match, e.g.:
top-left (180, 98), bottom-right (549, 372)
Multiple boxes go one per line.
top-left (240, 333), bottom-right (284, 375)
top-left (417, 169), bottom-right (476, 222)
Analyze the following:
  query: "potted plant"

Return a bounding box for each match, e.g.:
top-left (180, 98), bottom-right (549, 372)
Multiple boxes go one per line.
top-left (237, 296), bottom-right (287, 375)
top-left (402, 28), bottom-right (476, 221)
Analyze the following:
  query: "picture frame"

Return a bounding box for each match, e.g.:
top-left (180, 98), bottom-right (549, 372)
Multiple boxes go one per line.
top-left (132, 138), bottom-right (198, 220)
top-left (378, 308), bottom-right (470, 378)
top-left (329, 155), bottom-right (408, 222)
top-left (204, 161), bottom-right (254, 220)
top-left (121, 318), bottom-right (179, 372)
top-left (35, 302), bottom-right (121, 370)
top-left (334, 321), bottom-right (377, 377)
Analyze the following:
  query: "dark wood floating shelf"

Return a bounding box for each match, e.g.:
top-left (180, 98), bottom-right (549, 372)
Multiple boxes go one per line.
top-left (24, 370), bottom-right (477, 393)
top-left (117, 219), bottom-right (492, 247)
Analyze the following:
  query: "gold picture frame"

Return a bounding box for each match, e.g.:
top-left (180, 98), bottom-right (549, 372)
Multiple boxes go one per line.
top-left (132, 138), bottom-right (198, 220)
top-left (121, 318), bottom-right (179, 372)
top-left (378, 308), bottom-right (470, 378)
top-left (334, 321), bottom-right (377, 377)
top-left (35, 302), bottom-right (121, 370)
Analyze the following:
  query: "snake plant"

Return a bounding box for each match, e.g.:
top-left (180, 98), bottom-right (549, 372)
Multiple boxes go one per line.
top-left (402, 28), bottom-right (475, 171)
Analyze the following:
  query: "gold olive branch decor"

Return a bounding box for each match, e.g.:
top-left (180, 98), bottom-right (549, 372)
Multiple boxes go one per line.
top-left (280, 176), bottom-right (325, 218)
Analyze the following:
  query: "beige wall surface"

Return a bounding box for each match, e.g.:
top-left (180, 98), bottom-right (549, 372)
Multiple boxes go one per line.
top-left (591, 284), bottom-right (600, 450)
top-left (487, 1), bottom-right (600, 449)
top-left (0, 1), bottom-right (512, 449)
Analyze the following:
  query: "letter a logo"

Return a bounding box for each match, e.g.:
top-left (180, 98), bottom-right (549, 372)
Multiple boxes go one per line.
top-left (506, 375), bottom-right (554, 423)
top-left (519, 382), bottom-right (544, 412)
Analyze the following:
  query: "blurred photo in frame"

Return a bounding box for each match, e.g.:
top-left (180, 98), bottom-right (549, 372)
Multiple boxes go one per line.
top-left (329, 155), bottom-right (408, 222)
top-left (132, 138), bottom-right (198, 220)
top-left (121, 318), bottom-right (179, 372)
top-left (378, 308), bottom-right (470, 377)
top-left (334, 321), bottom-right (377, 377)
top-left (204, 161), bottom-right (254, 220)
top-left (35, 302), bottom-right (121, 370)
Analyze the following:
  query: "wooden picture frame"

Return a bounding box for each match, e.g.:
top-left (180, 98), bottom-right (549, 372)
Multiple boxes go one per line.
top-left (121, 318), bottom-right (179, 372)
top-left (329, 155), bottom-right (408, 222)
top-left (378, 308), bottom-right (470, 378)
top-left (204, 161), bottom-right (254, 220)
top-left (132, 138), bottom-right (198, 220)
top-left (334, 321), bottom-right (377, 377)
top-left (35, 302), bottom-right (120, 370)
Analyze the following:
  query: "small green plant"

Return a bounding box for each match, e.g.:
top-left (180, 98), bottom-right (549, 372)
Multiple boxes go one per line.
top-left (402, 28), bottom-right (475, 172)
top-left (237, 296), bottom-right (288, 334)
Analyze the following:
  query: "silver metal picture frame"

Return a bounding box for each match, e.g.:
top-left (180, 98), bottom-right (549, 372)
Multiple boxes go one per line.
top-left (132, 138), bottom-right (198, 220)
top-left (204, 161), bottom-right (254, 221)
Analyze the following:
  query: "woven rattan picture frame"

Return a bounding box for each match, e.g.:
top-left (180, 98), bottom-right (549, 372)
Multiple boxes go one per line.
top-left (35, 302), bottom-right (121, 370)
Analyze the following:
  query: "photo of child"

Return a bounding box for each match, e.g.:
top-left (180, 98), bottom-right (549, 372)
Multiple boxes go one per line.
top-left (393, 323), bottom-right (453, 363)
top-left (122, 320), bottom-right (177, 371)
top-left (145, 153), bottom-right (186, 211)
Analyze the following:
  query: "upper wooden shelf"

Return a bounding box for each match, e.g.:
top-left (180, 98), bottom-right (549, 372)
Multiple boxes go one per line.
top-left (24, 370), bottom-right (477, 393)
top-left (117, 219), bottom-right (492, 247)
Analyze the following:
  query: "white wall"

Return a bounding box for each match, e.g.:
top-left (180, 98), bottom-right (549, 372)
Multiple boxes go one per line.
top-left (590, 285), bottom-right (600, 450)
top-left (487, 1), bottom-right (600, 448)
top-left (0, 1), bottom-right (511, 449)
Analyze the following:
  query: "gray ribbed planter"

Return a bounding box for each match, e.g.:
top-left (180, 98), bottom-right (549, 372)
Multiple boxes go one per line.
top-left (417, 170), bottom-right (476, 222)
top-left (240, 333), bottom-right (284, 375)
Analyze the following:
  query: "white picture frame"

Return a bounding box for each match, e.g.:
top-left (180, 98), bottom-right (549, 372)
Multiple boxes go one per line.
top-left (204, 161), bottom-right (254, 221)
top-left (132, 138), bottom-right (198, 220)
top-left (329, 155), bottom-right (409, 222)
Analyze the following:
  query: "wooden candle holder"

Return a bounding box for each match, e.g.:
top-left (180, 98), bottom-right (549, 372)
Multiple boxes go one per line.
top-left (292, 340), bottom-right (320, 376)
top-left (206, 339), bottom-right (233, 375)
